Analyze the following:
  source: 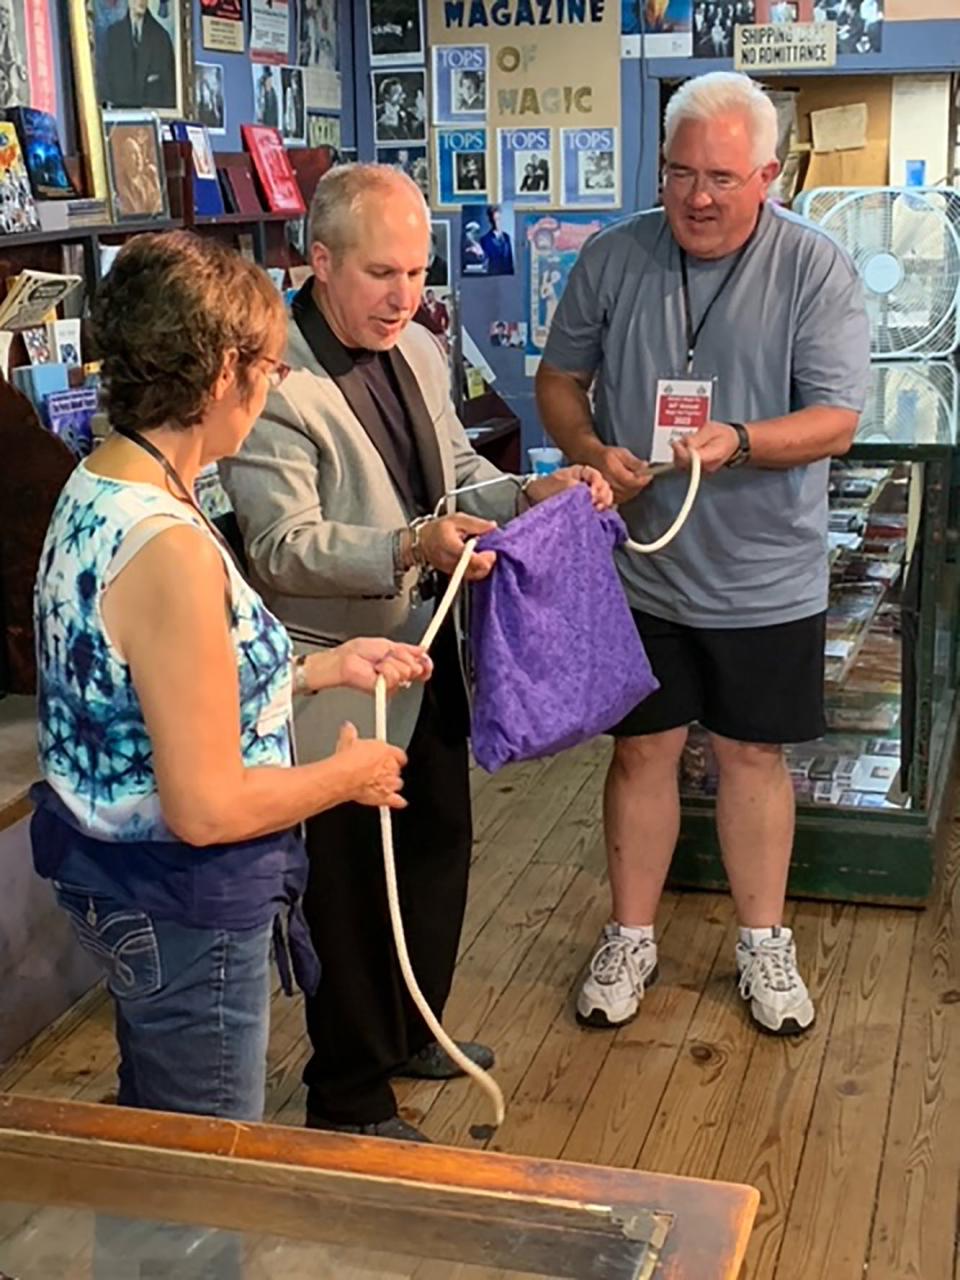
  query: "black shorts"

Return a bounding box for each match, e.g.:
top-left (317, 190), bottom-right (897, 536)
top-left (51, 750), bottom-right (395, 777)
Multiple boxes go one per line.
top-left (612, 608), bottom-right (827, 745)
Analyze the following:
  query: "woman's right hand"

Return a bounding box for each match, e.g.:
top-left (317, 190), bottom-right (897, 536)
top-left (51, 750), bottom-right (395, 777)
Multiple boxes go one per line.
top-left (335, 722), bottom-right (408, 809)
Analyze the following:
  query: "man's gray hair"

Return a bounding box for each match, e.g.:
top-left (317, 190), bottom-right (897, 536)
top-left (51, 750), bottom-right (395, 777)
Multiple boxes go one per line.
top-left (664, 72), bottom-right (778, 168)
top-left (308, 162), bottom-right (426, 256)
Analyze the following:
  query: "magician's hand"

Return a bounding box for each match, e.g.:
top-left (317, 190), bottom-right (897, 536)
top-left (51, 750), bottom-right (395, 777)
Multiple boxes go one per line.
top-left (418, 514), bottom-right (498, 581)
top-left (672, 421), bottom-right (739, 474)
top-left (335, 638), bottom-right (432, 695)
top-left (524, 464), bottom-right (614, 512)
top-left (584, 444), bottom-right (654, 505)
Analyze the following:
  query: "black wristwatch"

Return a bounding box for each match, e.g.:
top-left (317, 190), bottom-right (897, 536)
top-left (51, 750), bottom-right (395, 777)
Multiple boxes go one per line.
top-left (725, 422), bottom-right (751, 469)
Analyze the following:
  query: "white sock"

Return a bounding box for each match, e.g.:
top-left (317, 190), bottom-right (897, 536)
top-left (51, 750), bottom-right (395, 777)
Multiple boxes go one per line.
top-left (739, 925), bottom-right (786, 949)
top-left (614, 921), bottom-right (655, 944)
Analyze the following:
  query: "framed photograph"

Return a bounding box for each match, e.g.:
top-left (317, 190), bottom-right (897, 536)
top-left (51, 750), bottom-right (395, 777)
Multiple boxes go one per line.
top-left (0, 0), bottom-right (57, 116)
top-left (368, 0), bottom-right (424, 67)
top-left (69, 0), bottom-right (193, 200)
top-left (371, 69), bottom-right (426, 146)
top-left (103, 110), bottom-right (169, 222)
top-left (194, 61), bottom-right (225, 134)
top-left (280, 64), bottom-right (305, 144)
top-left (375, 144), bottom-right (428, 199)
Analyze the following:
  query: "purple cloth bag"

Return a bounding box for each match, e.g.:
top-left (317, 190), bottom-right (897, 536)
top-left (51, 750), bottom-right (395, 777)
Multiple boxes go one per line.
top-left (469, 484), bottom-right (659, 772)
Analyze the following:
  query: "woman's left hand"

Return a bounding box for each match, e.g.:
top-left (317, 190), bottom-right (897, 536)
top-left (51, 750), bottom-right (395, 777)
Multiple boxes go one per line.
top-left (333, 637), bottom-right (433, 695)
top-left (524, 464), bottom-right (615, 512)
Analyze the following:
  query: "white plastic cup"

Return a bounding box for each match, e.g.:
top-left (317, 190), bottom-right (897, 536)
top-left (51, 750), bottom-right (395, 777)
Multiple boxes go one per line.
top-left (528, 446), bottom-right (564, 476)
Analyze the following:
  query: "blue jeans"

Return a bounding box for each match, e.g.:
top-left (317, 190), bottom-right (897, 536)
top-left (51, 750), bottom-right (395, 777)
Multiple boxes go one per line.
top-left (53, 880), bottom-right (273, 1276)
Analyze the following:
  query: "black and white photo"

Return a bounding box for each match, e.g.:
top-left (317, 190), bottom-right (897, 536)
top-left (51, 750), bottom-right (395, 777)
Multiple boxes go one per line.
top-left (194, 61), bottom-right (225, 133)
top-left (692, 1), bottom-right (756, 58)
top-left (452, 67), bottom-right (485, 114)
top-left (371, 68), bottom-right (426, 146)
top-left (298, 0), bottom-right (337, 68)
top-left (454, 150), bottom-right (485, 196)
top-left (281, 64), bottom-right (305, 143)
top-left (427, 219), bottom-right (450, 287)
top-left (252, 63), bottom-right (281, 130)
top-left (578, 147), bottom-right (615, 195)
top-left (367, 0), bottom-right (423, 66)
top-left (818, 0), bottom-right (883, 53)
top-left (376, 145), bottom-right (428, 198)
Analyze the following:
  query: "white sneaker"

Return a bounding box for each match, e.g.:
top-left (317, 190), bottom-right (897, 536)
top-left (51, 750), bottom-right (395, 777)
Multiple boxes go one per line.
top-left (576, 924), bottom-right (659, 1029)
top-left (736, 927), bottom-right (815, 1035)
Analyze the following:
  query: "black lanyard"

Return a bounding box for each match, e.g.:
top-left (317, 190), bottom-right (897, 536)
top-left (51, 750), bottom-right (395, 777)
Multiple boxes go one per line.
top-left (678, 211), bottom-right (763, 372)
top-left (113, 425), bottom-right (245, 576)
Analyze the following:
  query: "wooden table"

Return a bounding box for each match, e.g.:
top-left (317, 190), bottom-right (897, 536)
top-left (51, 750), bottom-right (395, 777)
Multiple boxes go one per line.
top-left (0, 1093), bottom-right (757, 1279)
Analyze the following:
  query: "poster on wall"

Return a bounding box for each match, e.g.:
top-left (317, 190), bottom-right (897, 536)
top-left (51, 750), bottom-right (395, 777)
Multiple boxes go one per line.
top-left (376, 145), bottom-right (429, 198)
top-left (371, 68), bottom-right (426, 146)
top-left (200, 0), bottom-right (244, 53)
top-left (431, 45), bottom-right (487, 125)
top-left (692, 0), bottom-right (756, 56)
top-left (523, 212), bottom-right (614, 360)
top-left (368, 0), bottom-right (424, 67)
top-left (253, 63), bottom-right (304, 143)
top-left (195, 62), bottom-right (226, 133)
top-left (560, 127), bottom-right (619, 209)
top-left (299, 0), bottom-right (340, 112)
top-left (498, 128), bottom-right (552, 206)
top-left (307, 110), bottom-right (340, 148)
top-left (621, 0), bottom-right (693, 59)
top-left (461, 203), bottom-right (515, 277)
top-left (434, 126), bottom-right (488, 207)
top-left (428, 0), bottom-right (620, 214)
top-left (250, 0), bottom-right (289, 64)
top-left (0, 0), bottom-right (57, 117)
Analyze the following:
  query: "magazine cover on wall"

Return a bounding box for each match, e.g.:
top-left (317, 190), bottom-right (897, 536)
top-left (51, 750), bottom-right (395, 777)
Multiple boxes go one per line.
top-left (250, 0), bottom-right (289, 63)
top-left (0, 0), bottom-right (57, 116)
top-left (621, 0), bottom-right (693, 57)
top-left (102, 111), bottom-right (169, 221)
top-left (560, 127), bottom-right (619, 209)
top-left (368, 0), bottom-right (424, 67)
top-left (431, 45), bottom-right (487, 126)
top-left (461, 203), bottom-right (515, 277)
top-left (371, 68), bottom-right (426, 146)
top-left (498, 128), bottom-right (552, 206)
top-left (523, 212), bottom-right (615, 359)
top-left (195, 61), bottom-right (225, 133)
top-left (692, 0), bottom-right (755, 56)
top-left (376, 145), bottom-right (428, 199)
top-left (434, 127), bottom-right (487, 208)
top-left (69, 0), bottom-right (193, 199)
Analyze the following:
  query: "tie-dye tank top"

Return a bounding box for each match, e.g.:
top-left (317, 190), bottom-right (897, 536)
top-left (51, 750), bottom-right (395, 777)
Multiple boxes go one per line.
top-left (34, 462), bottom-right (293, 842)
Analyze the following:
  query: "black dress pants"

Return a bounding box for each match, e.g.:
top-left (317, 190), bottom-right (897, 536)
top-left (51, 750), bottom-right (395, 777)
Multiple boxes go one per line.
top-left (301, 620), bottom-right (473, 1125)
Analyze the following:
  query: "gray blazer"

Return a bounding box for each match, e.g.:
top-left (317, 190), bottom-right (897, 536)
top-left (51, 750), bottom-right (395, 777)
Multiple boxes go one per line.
top-left (220, 301), bottom-right (521, 763)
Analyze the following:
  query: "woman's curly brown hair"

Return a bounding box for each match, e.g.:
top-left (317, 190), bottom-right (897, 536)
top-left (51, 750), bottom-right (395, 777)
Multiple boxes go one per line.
top-left (92, 231), bottom-right (286, 433)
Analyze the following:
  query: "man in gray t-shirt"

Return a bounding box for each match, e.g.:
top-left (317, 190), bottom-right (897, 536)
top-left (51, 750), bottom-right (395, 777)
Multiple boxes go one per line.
top-left (536, 71), bottom-right (870, 1040)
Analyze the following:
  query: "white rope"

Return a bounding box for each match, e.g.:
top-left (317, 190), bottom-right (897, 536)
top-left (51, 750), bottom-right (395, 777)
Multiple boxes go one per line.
top-left (622, 448), bottom-right (701, 554)
top-left (372, 453), bottom-right (701, 1135)
top-left (374, 534), bottom-right (505, 1132)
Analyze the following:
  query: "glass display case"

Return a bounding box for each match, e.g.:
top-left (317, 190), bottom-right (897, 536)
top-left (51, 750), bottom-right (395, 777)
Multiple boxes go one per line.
top-left (0, 1094), bottom-right (757, 1279)
top-left (670, 360), bottom-right (960, 906)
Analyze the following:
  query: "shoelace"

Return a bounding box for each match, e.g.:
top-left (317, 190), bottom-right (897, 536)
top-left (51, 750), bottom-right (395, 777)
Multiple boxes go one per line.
top-left (739, 939), bottom-right (799, 997)
top-left (590, 935), bottom-right (653, 987)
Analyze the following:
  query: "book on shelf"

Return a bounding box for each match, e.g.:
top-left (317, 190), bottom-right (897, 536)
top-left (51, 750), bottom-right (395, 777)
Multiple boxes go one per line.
top-left (240, 125), bottom-right (307, 216)
top-left (42, 387), bottom-right (98, 457)
top-left (0, 120), bottom-right (40, 233)
top-left (0, 270), bottom-right (83, 331)
top-left (172, 122), bottom-right (224, 218)
top-left (220, 157), bottom-right (263, 216)
top-left (66, 197), bottom-right (110, 228)
top-left (1, 107), bottom-right (77, 200)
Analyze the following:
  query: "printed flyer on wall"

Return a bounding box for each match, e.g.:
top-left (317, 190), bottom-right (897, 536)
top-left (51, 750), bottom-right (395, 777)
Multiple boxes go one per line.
top-left (250, 0), bottom-right (290, 64)
top-left (560, 127), bottom-right (619, 208)
top-left (523, 213), bottom-right (614, 358)
top-left (498, 128), bottom-right (552, 206)
top-left (431, 44), bottom-right (488, 126)
top-left (434, 127), bottom-right (488, 207)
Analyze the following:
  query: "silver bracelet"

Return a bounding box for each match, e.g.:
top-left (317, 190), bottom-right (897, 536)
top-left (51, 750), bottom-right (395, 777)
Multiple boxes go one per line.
top-left (292, 653), bottom-right (314, 696)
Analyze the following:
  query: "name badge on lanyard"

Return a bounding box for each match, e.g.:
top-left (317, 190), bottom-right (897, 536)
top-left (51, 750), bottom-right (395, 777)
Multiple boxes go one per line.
top-left (651, 377), bottom-right (712, 463)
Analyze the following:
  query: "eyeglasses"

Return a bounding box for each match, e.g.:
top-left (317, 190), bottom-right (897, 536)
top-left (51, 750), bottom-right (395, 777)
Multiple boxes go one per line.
top-left (662, 164), bottom-right (760, 196)
top-left (260, 356), bottom-right (291, 389)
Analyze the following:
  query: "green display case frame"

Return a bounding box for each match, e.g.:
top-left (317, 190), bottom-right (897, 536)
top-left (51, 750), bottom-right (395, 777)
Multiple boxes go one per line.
top-left (669, 372), bottom-right (960, 907)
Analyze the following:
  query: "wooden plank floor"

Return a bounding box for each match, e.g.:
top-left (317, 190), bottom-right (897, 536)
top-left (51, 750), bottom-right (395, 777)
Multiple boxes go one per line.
top-left (2, 736), bottom-right (958, 1279)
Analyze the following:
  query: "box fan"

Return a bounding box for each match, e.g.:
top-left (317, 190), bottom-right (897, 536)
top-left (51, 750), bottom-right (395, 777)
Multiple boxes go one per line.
top-left (855, 361), bottom-right (959, 447)
top-left (793, 187), bottom-right (960, 359)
